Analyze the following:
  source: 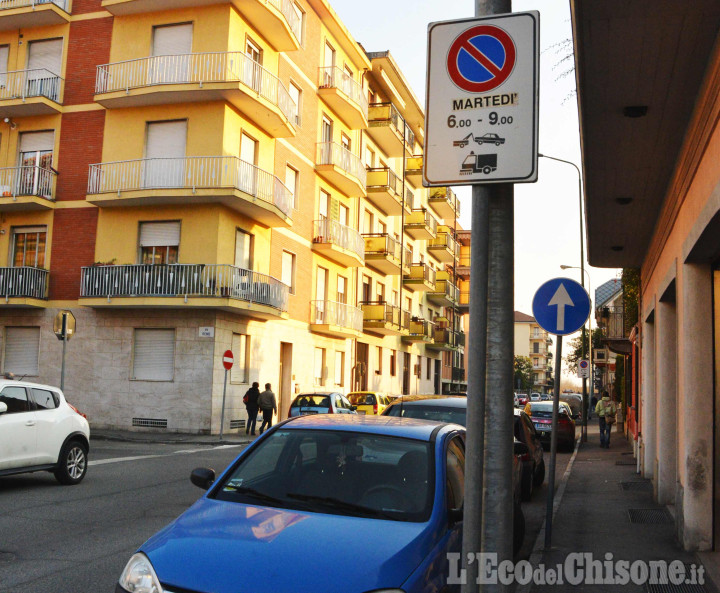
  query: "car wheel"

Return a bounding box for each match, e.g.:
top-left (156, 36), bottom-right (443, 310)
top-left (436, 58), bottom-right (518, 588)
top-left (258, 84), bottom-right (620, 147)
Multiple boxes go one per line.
top-left (521, 465), bottom-right (533, 501)
top-left (533, 459), bottom-right (545, 487)
top-left (513, 501), bottom-right (525, 556)
top-left (54, 440), bottom-right (88, 485)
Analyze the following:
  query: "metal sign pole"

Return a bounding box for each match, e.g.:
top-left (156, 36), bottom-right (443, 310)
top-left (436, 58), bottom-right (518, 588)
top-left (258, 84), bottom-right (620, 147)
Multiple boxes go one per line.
top-left (60, 313), bottom-right (67, 391)
top-left (219, 369), bottom-right (228, 441)
top-left (544, 335), bottom-right (563, 549)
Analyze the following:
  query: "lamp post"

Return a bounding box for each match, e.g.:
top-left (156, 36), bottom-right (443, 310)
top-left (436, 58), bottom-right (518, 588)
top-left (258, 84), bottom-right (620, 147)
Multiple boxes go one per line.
top-left (561, 264), bottom-right (592, 442)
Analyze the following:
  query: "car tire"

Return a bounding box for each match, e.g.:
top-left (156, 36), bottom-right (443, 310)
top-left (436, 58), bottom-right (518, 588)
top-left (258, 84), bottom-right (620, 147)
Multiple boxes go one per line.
top-left (521, 465), bottom-right (533, 501)
top-left (54, 440), bottom-right (88, 485)
top-left (513, 501), bottom-right (525, 556)
top-left (533, 459), bottom-right (545, 487)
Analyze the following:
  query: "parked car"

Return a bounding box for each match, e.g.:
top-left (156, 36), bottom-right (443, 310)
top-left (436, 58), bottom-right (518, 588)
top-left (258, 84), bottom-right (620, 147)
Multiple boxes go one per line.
top-left (513, 409), bottom-right (545, 501)
top-left (526, 401), bottom-right (576, 451)
top-left (288, 392), bottom-right (356, 418)
top-left (539, 393), bottom-right (551, 401)
top-left (530, 392), bottom-right (541, 402)
top-left (116, 415), bottom-right (468, 593)
top-left (347, 391), bottom-right (393, 415)
top-left (516, 393), bottom-right (529, 407)
top-left (0, 379), bottom-right (90, 485)
top-left (560, 393), bottom-right (583, 420)
top-left (382, 395), bottom-right (525, 555)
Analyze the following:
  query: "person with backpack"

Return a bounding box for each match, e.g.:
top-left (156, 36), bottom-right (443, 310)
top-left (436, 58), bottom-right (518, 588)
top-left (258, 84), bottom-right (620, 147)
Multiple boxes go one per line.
top-left (594, 390), bottom-right (617, 448)
top-left (243, 381), bottom-right (261, 436)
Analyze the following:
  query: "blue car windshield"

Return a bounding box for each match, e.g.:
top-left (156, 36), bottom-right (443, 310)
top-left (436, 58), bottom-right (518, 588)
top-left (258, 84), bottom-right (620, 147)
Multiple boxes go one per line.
top-left (213, 429), bottom-right (434, 522)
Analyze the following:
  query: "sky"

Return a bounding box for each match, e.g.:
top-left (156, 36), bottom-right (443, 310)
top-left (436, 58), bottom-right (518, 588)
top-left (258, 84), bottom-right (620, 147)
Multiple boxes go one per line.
top-left (330, 0), bottom-right (620, 369)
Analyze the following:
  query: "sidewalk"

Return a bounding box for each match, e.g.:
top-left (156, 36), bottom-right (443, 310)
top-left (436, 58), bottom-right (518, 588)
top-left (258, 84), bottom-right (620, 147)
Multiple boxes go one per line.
top-left (526, 424), bottom-right (716, 592)
top-left (91, 427), bottom-right (255, 446)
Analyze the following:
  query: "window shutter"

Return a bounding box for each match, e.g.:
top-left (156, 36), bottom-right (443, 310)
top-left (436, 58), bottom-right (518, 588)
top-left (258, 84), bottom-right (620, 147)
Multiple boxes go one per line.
top-left (19, 131), bottom-right (54, 153)
top-left (231, 333), bottom-right (247, 383)
top-left (27, 39), bottom-right (63, 76)
top-left (146, 121), bottom-right (187, 160)
top-left (330, 198), bottom-right (340, 221)
top-left (152, 24), bottom-right (192, 56)
top-left (139, 221), bottom-right (180, 247)
top-left (4, 327), bottom-right (40, 375)
top-left (132, 329), bottom-right (175, 381)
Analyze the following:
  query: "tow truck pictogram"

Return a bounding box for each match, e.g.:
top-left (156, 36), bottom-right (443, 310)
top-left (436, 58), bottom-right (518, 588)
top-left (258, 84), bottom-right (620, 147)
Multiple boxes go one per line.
top-left (453, 133), bottom-right (473, 147)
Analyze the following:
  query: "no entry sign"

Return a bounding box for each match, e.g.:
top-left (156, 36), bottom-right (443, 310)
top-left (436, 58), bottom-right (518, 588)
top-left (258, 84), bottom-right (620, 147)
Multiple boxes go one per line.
top-left (424, 12), bottom-right (539, 186)
top-left (222, 350), bottom-right (234, 370)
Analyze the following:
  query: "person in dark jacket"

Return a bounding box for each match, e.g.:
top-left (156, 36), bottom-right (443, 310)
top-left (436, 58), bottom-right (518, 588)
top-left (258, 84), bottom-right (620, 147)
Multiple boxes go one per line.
top-left (244, 382), bottom-right (261, 436)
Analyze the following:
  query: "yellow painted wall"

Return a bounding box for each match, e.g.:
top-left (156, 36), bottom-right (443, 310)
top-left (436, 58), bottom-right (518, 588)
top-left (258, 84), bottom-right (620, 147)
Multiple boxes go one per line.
top-left (216, 207), bottom-right (271, 270)
top-left (0, 24), bottom-right (70, 78)
top-left (0, 114), bottom-right (62, 168)
top-left (223, 105), bottom-right (275, 173)
top-left (228, 7), bottom-right (279, 72)
top-left (0, 209), bottom-right (54, 268)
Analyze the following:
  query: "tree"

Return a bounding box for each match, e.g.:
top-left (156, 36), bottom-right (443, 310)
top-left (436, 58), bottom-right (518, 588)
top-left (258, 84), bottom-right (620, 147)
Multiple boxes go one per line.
top-left (564, 328), bottom-right (604, 373)
top-left (514, 356), bottom-right (533, 391)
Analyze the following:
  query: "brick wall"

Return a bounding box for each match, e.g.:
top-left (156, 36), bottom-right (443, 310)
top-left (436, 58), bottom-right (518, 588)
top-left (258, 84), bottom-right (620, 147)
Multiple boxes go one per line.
top-left (56, 110), bottom-right (105, 201)
top-left (49, 208), bottom-right (98, 300)
top-left (71, 0), bottom-right (106, 15)
top-left (64, 17), bottom-right (113, 105)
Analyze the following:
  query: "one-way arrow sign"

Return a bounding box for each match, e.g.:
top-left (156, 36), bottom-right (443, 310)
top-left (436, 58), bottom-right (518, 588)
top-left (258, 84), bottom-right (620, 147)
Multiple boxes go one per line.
top-left (532, 277), bottom-right (590, 336)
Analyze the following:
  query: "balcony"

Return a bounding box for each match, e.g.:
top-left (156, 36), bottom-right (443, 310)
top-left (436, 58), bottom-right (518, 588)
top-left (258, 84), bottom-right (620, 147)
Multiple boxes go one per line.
top-left (0, 166), bottom-right (57, 210)
top-left (404, 208), bottom-right (437, 240)
top-left (361, 301), bottom-right (409, 336)
top-left (427, 229), bottom-right (459, 264)
top-left (80, 264), bottom-right (289, 319)
top-left (365, 167), bottom-right (407, 216)
top-left (598, 305), bottom-right (632, 355)
top-left (311, 218), bottom-right (364, 267)
top-left (317, 66), bottom-right (368, 129)
top-left (403, 263), bottom-right (436, 292)
top-left (456, 247), bottom-right (470, 278)
top-left (0, 266), bottom-right (48, 307)
top-left (428, 186), bottom-right (460, 221)
top-left (309, 299), bottom-right (363, 338)
top-left (95, 52), bottom-right (296, 138)
top-left (101, 0), bottom-right (301, 52)
top-left (363, 233), bottom-right (410, 275)
top-left (367, 102), bottom-right (409, 157)
top-left (315, 142), bottom-right (366, 197)
top-left (427, 273), bottom-right (459, 307)
top-left (87, 156), bottom-right (292, 227)
top-left (405, 155), bottom-right (423, 186)
top-left (0, 0), bottom-right (69, 31)
top-left (0, 69), bottom-right (63, 116)
top-left (427, 328), bottom-right (460, 351)
top-left (402, 317), bottom-right (434, 343)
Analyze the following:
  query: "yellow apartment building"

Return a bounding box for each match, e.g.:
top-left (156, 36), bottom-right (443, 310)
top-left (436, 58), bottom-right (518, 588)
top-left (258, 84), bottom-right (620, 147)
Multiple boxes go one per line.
top-left (0, 0), bottom-right (466, 433)
top-left (513, 311), bottom-right (552, 393)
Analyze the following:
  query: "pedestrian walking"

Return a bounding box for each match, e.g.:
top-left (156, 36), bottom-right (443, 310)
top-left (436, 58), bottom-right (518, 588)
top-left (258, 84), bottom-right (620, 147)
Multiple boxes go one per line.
top-left (258, 383), bottom-right (277, 434)
top-left (589, 394), bottom-right (598, 420)
top-left (243, 381), bottom-right (260, 436)
top-left (594, 390), bottom-right (616, 448)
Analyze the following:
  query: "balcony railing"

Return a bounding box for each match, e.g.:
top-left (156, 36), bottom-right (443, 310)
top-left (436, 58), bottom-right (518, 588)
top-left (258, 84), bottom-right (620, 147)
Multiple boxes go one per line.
top-left (81, 264), bottom-right (288, 311)
top-left (361, 301), bottom-right (409, 329)
top-left (0, 0), bottom-right (67, 8)
top-left (313, 218), bottom-right (364, 260)
top-left (316, 142), bottom-right (366, 186)
top-left (599, 305), bottom-right (625, 339)
top-left (428, 186), bottom-right (461, 217)
top-left (0, 166), bottom-right (56, 200)
top-left (96, 52), bottom-right (297, 125)
top-left (405, 263), bottom-right (436, 285)
top-left (87, 156), bottom-right (292, 218)
top-left (428, 231), bottom-right (459, 254)
top-left (431, 279), bottom-right (459, 302)
top-left (310, 299), bottom-right (363, 332)
top-left (0, 266), bottom-right (48, 300)
top-left (369, 101), bottom-right (402, 132)
top-left (367, 167), bottom-right (402, 195)
top-left (405, 209), bottom-right (438, 234)
top-left (363, 232), bottom-right (401, 258)
top-left (318, 66), bottom-right (368, 113)
top-left (269, 0), bottom-right (302, 41)
top-left (0, 68), bottom-right (62, 102)
top-left (407, 317), bottom-right (434, 340)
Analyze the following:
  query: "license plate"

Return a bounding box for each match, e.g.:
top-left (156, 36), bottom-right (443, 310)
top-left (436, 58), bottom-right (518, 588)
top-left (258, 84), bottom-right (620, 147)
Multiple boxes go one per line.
top-left (534, 423), bottom-right (550, 431)
top-left (300, 410), bottom-right (318, 415)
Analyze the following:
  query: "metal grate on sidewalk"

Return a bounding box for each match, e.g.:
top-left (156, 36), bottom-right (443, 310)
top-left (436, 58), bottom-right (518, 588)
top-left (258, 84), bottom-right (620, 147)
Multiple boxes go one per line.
top-left (646, 575), bottom-right (706, 593)
top-left (619, 481), bottom-right (653, 491)
top-left (628, 508), bottom-right (673, 524)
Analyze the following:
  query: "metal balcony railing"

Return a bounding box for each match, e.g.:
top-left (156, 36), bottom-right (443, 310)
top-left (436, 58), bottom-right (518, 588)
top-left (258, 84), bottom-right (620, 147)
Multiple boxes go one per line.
top-left (434, 328), bottom-right (458, 347)
top-left (0, 266), bottom-right (48, 299)
top-left (452, 366), bottom-right (466, 382)
top-left (96, 52), bottom-right (297, 125)
top-left (318, 66), bottom-right (368, 115)
top-left (405, 209), bottom-right (437, 234)
top-left (313, 218), bottom-right (364, 260)
top-left (599, 305), bottom-right (626, 339)
top-left (367, 167), bottom-right (402, 195)
top-left (429, 186), bottom-right (461, 216)
top-left (428, 231), bottom-right (459, 254)
top-left (87, 156), bottom-right (292, 218)
top-left (408, 317), bottom-right (434, 339)
top-left (268, 0), bottom-right (302, 41)
top-left (0, 0), bottom-right (67, 9)
top-left (362, 233), bottom-right (401, 258)
top-left (432, 279), bottom-right (459, 302)
top-left (0, 68), bottom-right (62, 102)
top-left (81, 264), bottom-right (289, 311)
top-left (316, 142), bottom-right (366, 186)
top-left (404, 122), bottom-right (415, 149)
top-left (405, 263), bottom-right (436, 285)
top-left (368, 101), bottom-right (403, 131)
top-left (361, 301), bottom-right (409, 329)
top-left (310, 299), bottom-right (363, 332)
top-left (0, 166), bottom-right (56, 200)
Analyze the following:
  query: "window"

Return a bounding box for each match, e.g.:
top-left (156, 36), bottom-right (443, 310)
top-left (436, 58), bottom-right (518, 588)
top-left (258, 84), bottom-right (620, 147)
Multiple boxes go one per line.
top-left (11, 226), bottom-right (46, 268)
top-left (231, 333), bottom-right (249, 384)
top-left (314, 347), bottom-right (326, 385)
top-left (132, 328), bottom-right (175, 381)
top-left (376, 346), bottom-right (382, 375)
top-left (144, 120), bottom-right (187, 187)
top-left (291, 2), bottom-right (304, 43)
top-left (390, 350), bottom-right (396, 376)
top-left (139, 221), bottom-right (180, 264)
top-left (245, 38), bottom-right (263, 91)
top-left (316, 266), bottom-right (328, 301)
top-left (363, 209), bottom-right (373, 234)
top-left (319, 189), bottom-right (330, 221)
top-left (285, 164), bottom-right (299, 210)
top-left (235, 229), bottom-right (253, 270)
top-left (324, 41), bottom-right (335, 69)
top-left (337, 276), bottom-right (347, 304)
top-left (18, 130), bottom-right (54, 196)
top-left (288, 81), bottom-right (302, 126)
top-left (362, 275), bottom-right (371, 302)
top-left (446, 437), bottom-right (465, 509)
top-left (26, 39), bottom-right (62, 100)
top-left (335, 350), bottom-right (344, 386)
top-left (426, 356), bottom-right (431, 380)
top-left (365, 147), bottom-right (375, 168)
top-left (392, 290), bottom-right (398, 307)
top-left (341, 133), bottom-right (351, 151)
top-left (533, 342), bottom-right (539, 353)
top-left (533, 358), bottom-right (539, 367)
top-left (0, 385), bottom-right (29, 414)
top-left (4, 327), bottom-right (39, 375)
top-left (282, 250), bottom-right (296, 294)
top-left (376, 282), bottom-right (385, 303)
top-left (378, 220), bottom-right (386, 236)
top-left (150, 23), bottom-right (192, 83)
top-left (339, 204), bottom-right (349, 226)
top-left (32, 388), bottom-right (58, 410)
top-left (0, 45), bottom-right (8, 87)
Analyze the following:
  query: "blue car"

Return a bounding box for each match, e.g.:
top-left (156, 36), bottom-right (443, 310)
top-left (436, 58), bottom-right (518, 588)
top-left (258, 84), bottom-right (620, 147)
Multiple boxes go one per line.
top-left (116, 415), bottom-right (465, 593)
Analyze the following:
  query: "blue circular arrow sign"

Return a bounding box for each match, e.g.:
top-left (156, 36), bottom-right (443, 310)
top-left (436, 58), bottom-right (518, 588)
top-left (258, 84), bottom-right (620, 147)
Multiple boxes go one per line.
top-left (532, 277), bottom-right (591, 336)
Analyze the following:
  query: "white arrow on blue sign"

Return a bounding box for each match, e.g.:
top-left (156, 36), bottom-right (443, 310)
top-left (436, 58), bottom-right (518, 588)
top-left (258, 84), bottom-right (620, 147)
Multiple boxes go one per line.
top-left (532, 277), bottom-right (591, 336)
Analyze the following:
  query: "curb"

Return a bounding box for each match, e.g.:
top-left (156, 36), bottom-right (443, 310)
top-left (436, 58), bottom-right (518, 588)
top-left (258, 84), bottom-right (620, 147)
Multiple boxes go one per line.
top-left (91, 433), bottom-right (254, 446)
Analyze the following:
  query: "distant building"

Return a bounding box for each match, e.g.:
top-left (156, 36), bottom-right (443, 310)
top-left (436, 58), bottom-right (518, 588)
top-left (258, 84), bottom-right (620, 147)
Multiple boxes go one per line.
top-left (514, 311), bottom-right (552, 393)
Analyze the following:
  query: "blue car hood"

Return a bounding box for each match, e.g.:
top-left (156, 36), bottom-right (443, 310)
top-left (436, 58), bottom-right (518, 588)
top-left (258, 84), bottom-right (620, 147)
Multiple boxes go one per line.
top-left (142, 497), bottom-right (435, 593)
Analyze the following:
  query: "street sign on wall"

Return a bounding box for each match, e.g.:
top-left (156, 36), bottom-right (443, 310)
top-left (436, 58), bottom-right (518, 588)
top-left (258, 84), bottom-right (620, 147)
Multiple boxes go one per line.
top-left (423, 11), bottom-right (539, 186)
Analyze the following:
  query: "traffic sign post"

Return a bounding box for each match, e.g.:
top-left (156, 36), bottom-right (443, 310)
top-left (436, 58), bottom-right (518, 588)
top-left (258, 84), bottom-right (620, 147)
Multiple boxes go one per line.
top-left (578, 359), bottom-right (590, 378)
top-left (533, 278), bottom-right (590, 550)
top-left (54, 310), bottom-right (76, 391)
top-left (424, 11), bottom-right (539, 186)
top-left (219, 349), bottom-right (234, 440)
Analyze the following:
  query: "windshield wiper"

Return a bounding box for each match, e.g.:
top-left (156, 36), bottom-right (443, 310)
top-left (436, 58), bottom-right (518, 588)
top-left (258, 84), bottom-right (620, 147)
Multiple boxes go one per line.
top-left (223, 485), bottom-right (284, 506)
top-left (286, 492), bottom-right (396, 520)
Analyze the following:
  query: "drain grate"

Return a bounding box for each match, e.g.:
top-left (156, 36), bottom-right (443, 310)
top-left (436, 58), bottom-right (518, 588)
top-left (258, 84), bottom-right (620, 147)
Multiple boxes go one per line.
top-left (619, 481), bottom-right (652, 491)
top-left (628, 508), bottom-right (673, 524)
top-left (132, 417), bottom-right (168, 428)
top-left (646, 579), bottom-right (706, 593)
top-left (617, 459), bottom-right (637, 465)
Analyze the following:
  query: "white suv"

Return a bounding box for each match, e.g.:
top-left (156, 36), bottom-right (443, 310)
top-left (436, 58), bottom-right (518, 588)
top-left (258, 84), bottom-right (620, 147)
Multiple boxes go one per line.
top-left (0, 379), bottom-right (90, 485)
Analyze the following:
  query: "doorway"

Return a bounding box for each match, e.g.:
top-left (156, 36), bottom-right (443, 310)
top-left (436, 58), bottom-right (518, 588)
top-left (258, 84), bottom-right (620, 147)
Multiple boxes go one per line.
top-left (356, 342), bottom-right (368, 391)
top-left (402, 352), bottom-right (410, 395)
top-left (279, 342), bottom-right (292, 419)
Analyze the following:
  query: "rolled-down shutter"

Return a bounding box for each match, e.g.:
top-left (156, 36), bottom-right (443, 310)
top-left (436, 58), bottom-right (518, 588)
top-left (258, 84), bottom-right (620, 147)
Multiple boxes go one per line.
top-left (4, 327), bottom-right (40, 375)
top-left (152, 24), bottom-right (192, 56)
top-left (27, 39), bottom-right (63, 76)
top-left (132, 328), bottom-right (175, 381)
top-left (139, 221), bottom-right (180, 247)
top-left (19, 131), bottom-right (54, 153)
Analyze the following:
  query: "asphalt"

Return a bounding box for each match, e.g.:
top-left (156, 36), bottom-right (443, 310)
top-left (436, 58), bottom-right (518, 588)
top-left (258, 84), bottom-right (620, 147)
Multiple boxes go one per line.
top-left (91, 427), bottom-right (256, 446)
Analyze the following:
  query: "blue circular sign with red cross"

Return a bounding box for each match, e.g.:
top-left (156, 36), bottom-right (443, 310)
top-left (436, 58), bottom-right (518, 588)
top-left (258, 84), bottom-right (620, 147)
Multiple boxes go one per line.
top-left (446, 25), bottom-right (516, 93)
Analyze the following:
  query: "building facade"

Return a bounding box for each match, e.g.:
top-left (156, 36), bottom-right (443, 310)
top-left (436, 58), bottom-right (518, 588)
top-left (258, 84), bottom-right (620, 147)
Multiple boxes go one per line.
top-left (513, 311), bottom-right (552, 393)
top-left (0, 0), bottom-right (465, 433)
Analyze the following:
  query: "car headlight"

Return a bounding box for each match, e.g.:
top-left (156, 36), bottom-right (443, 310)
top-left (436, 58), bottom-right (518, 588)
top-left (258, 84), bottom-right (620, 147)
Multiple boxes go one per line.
top-left (118, 552), bottom-right (164, 593)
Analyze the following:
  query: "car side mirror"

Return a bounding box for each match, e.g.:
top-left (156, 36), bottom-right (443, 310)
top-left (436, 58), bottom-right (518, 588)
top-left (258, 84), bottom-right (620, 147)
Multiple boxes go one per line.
top-left (351, 405), bottom-right (357, 411)
top-left (513, 441), bottom-right (529, 457)
top-left (0, 402), bottom-right (6, 414)
top-left (190, 467), bottom-right (216, 490)
top-left (448, 506), bottom-right (463, 524)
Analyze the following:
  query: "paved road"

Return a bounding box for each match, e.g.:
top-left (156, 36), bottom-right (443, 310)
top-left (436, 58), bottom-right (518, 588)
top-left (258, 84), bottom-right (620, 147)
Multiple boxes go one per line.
top-left (0, 439), bottom-right (247, 593)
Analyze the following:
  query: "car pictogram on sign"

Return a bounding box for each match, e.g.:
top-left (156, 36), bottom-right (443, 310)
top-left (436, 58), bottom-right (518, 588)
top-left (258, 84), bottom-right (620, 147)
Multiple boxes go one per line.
top-left (475, 133), bottom-right (505, 146)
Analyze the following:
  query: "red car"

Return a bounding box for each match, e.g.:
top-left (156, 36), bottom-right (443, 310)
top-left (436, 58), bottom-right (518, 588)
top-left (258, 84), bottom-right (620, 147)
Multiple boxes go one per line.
top-left (526, 401), bottom-right (576, 452)
top-left (516, 393), bottom-right (529, 407)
